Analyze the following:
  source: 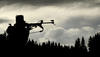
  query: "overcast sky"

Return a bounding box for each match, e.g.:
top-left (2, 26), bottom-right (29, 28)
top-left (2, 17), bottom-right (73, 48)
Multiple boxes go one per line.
top-left (0, 0), bottom-right (100, 46)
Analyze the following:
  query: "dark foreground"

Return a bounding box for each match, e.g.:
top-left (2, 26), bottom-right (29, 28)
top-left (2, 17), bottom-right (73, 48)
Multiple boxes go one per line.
top-left (0, 32), bottom-right (100, 57)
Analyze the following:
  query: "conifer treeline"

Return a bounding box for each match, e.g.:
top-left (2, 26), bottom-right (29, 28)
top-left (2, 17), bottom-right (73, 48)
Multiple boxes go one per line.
top-left (0, 32), bottom-right (100, 56)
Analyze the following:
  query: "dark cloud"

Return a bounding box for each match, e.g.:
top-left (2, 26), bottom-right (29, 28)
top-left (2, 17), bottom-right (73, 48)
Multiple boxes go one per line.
top-left (0, 19), bottom-right (11, 24)
top-left (0, 0), bottom-right (86, 4)
top-left (61, 15), bottom-right (100, 29)
top-left (0, 0), bottom-right (99, 7)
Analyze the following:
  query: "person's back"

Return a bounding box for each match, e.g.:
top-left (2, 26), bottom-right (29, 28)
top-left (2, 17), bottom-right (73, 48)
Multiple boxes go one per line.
top-left (6, 15), bottom-right (30, 46)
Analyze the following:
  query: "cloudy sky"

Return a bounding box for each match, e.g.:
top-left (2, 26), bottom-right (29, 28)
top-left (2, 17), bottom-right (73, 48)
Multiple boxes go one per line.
top-left (0, 0), bottom-right (100, 45)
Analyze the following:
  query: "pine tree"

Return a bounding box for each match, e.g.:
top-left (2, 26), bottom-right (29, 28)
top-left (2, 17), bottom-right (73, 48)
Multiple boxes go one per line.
top-left (80, 37), bottom-right (87, 54)
top-left (75, 38), bottom-right (80, 49)
top-left (88, 33), bottom-right (100, 56)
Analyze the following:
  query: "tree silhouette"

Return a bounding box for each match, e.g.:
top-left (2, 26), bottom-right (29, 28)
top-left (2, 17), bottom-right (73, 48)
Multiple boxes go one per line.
top-left (88, 33), bottom-right (100, 56)
top-left (75, 38), bottom-right (80, 49)
top-left (80, 37), bottom-right (87, 56)
top-left (74, 37), bottom-right (88, 56)
top-left (0, 31), bottom-right (100, 56)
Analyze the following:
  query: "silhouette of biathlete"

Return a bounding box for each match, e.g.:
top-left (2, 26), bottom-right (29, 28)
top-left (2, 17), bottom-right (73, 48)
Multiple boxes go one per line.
top-left (6, 15), bottom-right (31, 46)
top-left (6, 15), bottom-right (55, 46)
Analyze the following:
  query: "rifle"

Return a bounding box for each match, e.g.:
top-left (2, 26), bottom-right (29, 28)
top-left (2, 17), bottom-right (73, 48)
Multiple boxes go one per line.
top-left (26, 20), bottom-right (55, 33)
